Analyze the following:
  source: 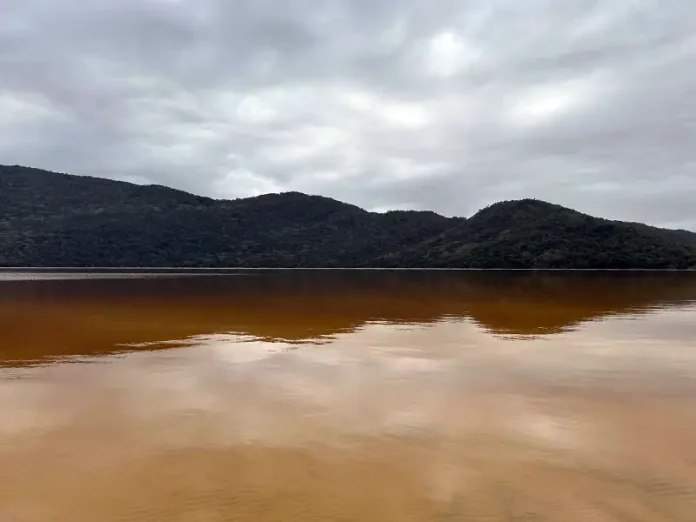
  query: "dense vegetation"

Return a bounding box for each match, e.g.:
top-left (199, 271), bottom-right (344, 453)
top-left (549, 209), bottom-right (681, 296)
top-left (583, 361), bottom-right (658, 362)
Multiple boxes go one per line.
top-left (1, 165), bottom-right (695, 268)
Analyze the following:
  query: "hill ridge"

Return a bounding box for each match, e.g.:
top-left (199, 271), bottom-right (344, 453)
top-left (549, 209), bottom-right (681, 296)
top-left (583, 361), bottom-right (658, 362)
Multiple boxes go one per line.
top-left (1, 164), bottom-right (695, 268)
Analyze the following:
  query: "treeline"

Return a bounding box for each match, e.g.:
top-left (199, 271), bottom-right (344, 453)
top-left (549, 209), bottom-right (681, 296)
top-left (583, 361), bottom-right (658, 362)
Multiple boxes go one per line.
top-left (1, 165), bottom-right (695, 269)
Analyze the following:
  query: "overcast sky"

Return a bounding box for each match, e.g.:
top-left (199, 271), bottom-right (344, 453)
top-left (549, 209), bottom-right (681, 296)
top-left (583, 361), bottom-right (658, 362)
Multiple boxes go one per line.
top-left (2, 1), bottom-right (696, 228)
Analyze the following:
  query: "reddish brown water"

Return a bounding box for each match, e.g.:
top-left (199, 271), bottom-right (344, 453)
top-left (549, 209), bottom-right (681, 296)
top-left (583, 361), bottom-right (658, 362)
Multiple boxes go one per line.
top-left (1, 271), bottom-right (696, 521)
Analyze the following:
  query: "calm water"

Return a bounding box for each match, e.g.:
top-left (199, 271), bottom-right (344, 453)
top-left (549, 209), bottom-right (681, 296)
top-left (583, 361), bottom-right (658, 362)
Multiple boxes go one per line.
top-left (2, 271), bottom-right (696, 521)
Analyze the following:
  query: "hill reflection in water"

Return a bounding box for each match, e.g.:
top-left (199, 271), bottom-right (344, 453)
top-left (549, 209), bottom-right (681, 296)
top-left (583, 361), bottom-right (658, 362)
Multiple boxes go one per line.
top-left (1, 270), bottom-right (695, 365)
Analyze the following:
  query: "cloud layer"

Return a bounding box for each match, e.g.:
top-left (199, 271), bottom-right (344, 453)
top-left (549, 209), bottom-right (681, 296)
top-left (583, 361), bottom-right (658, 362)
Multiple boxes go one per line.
top-left (2, 0), bottom-right (696, 228)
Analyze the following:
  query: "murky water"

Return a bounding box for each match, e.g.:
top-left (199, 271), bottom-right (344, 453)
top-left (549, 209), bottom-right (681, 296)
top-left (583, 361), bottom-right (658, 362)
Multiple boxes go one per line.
top-left (1, 270), bottom-right (696, 521)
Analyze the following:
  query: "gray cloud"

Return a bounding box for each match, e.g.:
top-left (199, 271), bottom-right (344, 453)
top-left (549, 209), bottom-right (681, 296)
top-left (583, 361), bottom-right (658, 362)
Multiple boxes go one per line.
top-left (2, 0), bottom-right (696, 228)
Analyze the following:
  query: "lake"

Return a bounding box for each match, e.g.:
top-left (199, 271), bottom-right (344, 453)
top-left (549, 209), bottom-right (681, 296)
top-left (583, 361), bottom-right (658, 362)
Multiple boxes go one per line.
top-left (1, 270), bottom-right (696, 521)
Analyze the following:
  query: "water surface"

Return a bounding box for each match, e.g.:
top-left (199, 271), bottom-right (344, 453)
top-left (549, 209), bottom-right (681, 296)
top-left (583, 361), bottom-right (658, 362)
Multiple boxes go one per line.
top-left (1, 271), bottom-right (696, 521)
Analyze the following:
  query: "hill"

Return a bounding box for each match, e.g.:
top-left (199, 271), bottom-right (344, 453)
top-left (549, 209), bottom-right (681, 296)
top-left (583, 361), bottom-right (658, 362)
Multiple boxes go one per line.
top-left (375, 199), bottom-right (696, 269)
top-left (1, 165), bottom-right (695, 268)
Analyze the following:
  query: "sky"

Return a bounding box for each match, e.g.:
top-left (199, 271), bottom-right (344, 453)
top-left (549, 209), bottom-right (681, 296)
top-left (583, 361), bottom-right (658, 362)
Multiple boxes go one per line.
top-left (2, 1), bottom-right (696, 229)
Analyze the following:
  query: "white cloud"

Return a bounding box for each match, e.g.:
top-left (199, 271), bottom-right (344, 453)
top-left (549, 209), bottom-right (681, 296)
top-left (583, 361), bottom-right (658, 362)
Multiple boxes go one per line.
top-left (236, 95), bottom-right (278, 123)
top-left (211, 168), bottom-right (283, 198)
top-left (425, 31), bottom-right (479, 77)
top-left (0, 91), bottom-right (66, 128)
top-left (505, 76), bottom-right (602, 127)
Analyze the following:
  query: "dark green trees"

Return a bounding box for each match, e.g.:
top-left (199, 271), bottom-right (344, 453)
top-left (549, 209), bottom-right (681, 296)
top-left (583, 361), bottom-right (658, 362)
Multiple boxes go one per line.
top-left (1, 165), bottom-right (695, 268)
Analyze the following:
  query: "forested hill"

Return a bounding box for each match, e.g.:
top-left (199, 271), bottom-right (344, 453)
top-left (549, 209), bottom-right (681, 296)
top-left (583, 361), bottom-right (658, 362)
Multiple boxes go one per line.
top-left (1, 165), bottom-right (695, 269)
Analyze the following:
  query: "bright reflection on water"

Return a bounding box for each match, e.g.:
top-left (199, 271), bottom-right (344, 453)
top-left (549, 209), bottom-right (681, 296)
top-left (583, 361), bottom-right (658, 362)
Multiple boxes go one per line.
top-left (1, 271), bottom-right (696, 521)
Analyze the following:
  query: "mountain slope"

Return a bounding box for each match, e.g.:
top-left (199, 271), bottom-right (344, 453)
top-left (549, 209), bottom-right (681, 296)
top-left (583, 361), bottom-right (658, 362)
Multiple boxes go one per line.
top-left (375, 199), bottom-right (696, 269)
top-left (1, 165), bottom-right (695, 268)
